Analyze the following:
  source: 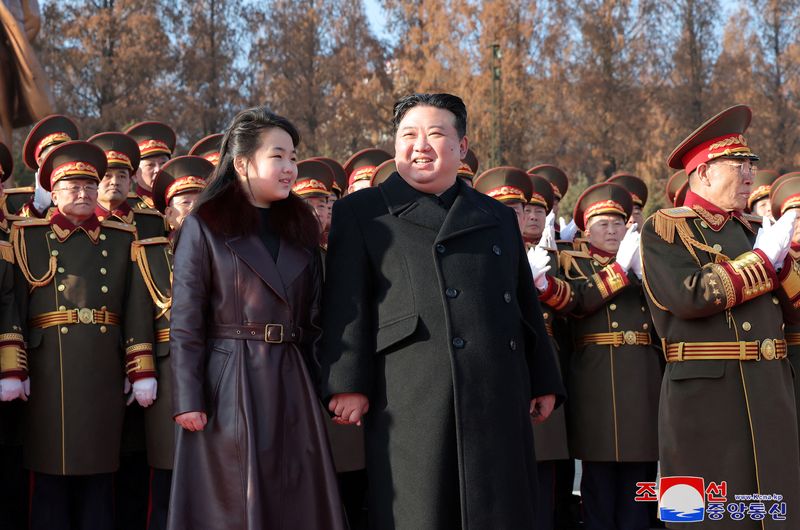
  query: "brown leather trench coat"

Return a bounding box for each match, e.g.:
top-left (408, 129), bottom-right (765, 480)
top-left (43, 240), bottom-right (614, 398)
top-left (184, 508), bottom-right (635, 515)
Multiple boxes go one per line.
top-left (167, 213), bottom-right (345, 530)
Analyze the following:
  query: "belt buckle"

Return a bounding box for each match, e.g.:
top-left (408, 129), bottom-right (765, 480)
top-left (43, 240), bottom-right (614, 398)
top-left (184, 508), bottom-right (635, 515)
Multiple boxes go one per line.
top-left (760, 339), bottom-right (776, 361)
top-left (264, 324), bottom-right (284, 344)
top-left (623, 331), bottom-right (636, 346)
top-left (77, 308), bottom-right (94, 325)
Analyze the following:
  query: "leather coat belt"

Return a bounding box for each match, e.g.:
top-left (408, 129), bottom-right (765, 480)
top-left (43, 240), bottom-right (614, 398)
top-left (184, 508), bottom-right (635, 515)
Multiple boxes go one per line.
top-left (664, 339), bottom-right (787, 362)
top-left (577, 331), bottom-right (651, 348)
top-left (210, 323), bottom-right (303, 344)
top-left (30, 308), bottom-right (120, 329)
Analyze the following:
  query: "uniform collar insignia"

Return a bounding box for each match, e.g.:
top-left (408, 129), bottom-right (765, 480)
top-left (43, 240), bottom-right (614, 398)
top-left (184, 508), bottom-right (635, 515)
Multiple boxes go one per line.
top-left (588, 245), bottom-right (615, 265)
top-left (50, 211), bottom-right (102, 243)
top-left (96, 201), bottom-right (134, 224)
top-left (683, 190), bottom-right (753, 232)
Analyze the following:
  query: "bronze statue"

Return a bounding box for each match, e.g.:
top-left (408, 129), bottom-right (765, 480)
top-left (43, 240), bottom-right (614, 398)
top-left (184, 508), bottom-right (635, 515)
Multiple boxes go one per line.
top-left (0, 0), bottom-right (53, 145)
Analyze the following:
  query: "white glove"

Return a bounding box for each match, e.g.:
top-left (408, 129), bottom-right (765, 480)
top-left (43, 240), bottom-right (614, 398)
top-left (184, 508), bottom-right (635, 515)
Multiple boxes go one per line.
top-left (615, 224), bottom-right (640, 272)
top-left (538, 212), bottom-right (557, 250)
top-left (32, 172), bottom-right (52, 214)
top-left (754, 210), bottom-right (797, 269)
top-left (128, 377), bottom-right (157, 408)
top-left (0, 377), bottom-right (29, 402)
top-left (630, 245), bottom-right (643, 279)
top-left (527, 246), bottom-right (552, 291)
top-left (559, 217), bottom-right (578, 242)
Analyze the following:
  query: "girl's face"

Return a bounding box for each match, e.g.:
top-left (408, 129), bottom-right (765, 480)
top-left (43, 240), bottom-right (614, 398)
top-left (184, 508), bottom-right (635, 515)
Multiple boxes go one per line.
top-left (235, 128), bottom-right (297, 207)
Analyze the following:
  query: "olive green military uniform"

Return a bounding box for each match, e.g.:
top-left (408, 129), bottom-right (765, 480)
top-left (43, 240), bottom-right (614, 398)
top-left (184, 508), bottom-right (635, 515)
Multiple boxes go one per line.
top-left (11, 213), bottom-right (155, 474)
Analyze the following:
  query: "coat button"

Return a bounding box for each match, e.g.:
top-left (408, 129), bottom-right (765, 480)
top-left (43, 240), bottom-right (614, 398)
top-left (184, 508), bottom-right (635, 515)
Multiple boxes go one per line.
top-left (504, 292), bottom-right (512, 303)
top-left (57, 267), bottom-right (65, 273)
top-left (643, 323), bottom-right (649, 330)
top-left (773, 296), bottom-right (780, 305)
top-left (452, 337), bottom-right (465, 349)
top-left (611, 321), bottom-right (619, 329)
top-left (700, 221), bottom-right (709, 228)
top-left (100, 268), bottom-right (107, 275)
top-left (51, 250), bottom-right (59, 256)
top-left (101, 250), bottom-right (108, 257)
top-left (445, 288), bottom-right (459, 298)
top-left (509, 340), bottom-right (517, 351)
top-left (60, 327), bottom-right (68, 334)
top-left (742, 321), bottom-right (751, 331)
top-left (609, 303), bottom-right (617, 310)
top-left (100, 326), bottom-right (107, 333)
top-left (492, 245), bottom-right (501, 255)
top-left (436, 244), bottom-right (446, 254)
top-left (713, 244), bottom-right (722, 252)
top-left (101, 286), bottom-right (109, 293)
top-left (58, 305), bottom-right (66, 311)
top-left (57, 284), bottom-right (66, 292)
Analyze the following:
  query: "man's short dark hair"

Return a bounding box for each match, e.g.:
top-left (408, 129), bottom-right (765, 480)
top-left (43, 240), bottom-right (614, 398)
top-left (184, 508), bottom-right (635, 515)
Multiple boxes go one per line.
top-left (392, 93), bottom-right (468, 139)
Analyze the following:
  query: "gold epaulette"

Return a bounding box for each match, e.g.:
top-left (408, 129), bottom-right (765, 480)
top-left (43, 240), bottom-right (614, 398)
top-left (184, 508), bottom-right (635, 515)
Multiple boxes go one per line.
top-left (0, 241), bottom-right (13, 264)
top-left (559, 250), bottom-right (590, 280)
top-left (133, 207), bottom-right (163, 216)
top-left (743, 213), bottom-right (763, 224)
top-left (10, 220), bottom-right (57, 290)
top-left (131, 238), bottom-right (172, 314)
top-left (3, 187), bottom-right (34, 195)
top-left (101, 220), bottom-right (137, 233)
top-left (651, 207), bottom-right (724, 265)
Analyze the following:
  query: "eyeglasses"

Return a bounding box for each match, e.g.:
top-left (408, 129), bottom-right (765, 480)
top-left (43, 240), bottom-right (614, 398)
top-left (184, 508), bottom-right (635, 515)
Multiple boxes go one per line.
top-left (710, 160), bottom-right (757, 179)
top-left (54, 184), bottom-right (99, 194)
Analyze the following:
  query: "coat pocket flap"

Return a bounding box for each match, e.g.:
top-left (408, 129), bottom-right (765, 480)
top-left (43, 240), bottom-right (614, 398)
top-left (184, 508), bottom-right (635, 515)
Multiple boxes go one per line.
top-left (26, 328), bottom-right (43, 349)
top-left (668, 360), bottom-right (726, 381)
top-left (376, 314), bottom-right (419, 354)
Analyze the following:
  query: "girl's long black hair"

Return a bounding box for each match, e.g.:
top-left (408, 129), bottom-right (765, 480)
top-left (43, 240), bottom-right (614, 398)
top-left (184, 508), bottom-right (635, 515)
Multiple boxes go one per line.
top-left (188, 106), bottom-right (319, 249)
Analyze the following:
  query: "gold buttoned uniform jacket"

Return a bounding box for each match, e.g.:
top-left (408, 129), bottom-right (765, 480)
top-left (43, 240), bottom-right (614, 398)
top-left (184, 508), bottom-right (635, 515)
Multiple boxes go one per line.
top-left (641, 204), bottom-right (800, 526)
top-left (11, 215), bottom-right (155, 475)
top-left (542, 244), bottom-right (661, 462)
top-left (785, 247), bottom-right (800, 456)
top-left (131, 236), bottom-right (174, 470)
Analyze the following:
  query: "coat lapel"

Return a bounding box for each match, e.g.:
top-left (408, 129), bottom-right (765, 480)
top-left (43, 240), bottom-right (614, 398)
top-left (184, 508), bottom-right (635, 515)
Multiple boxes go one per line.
top-left (226, 234), bottom-right (288, 303)
top-left (435, 186), bottom-right (500, 244)
top-left (276, 238), bottom-right (311, 290)
top-left (380, 172), bottom-right (446, 233)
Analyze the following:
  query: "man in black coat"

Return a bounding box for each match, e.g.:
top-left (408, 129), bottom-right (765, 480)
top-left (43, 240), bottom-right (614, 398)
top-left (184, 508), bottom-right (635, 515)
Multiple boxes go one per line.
top-left (319, 93), bottom-right (566, 530)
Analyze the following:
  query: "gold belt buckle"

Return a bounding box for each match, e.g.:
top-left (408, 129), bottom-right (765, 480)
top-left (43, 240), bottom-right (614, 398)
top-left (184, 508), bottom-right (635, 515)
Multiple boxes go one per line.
top-left (760, 339), bottom-right (776, 360)
top-left (77, 308), bottom-right (94, 324)
top-left (264, 324), bottom-right (284, 344)
top-left (623, 331), bottom-right (636, 345)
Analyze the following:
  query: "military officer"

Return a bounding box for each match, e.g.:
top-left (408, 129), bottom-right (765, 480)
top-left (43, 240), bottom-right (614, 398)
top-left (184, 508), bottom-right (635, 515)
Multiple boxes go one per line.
top-left (312, 156), bottom-right (348, 199)
top-left (187, 133), bottom-right (223, 166)
top-left (134, 154), bottom-right (212, 530)
top-left (533, 182), bottom-right (660, 530)
top-left (607, 173), bottom-right (648, 228)
top-left (475, 167), bottom-right (569, 530)
top-left (343, 148), bottom-right (391, 194)
top-left (641, 104), bottom-right (800, 529)
top-left (666, 170), bottom-right (689, 208)
top-left (457, 148), bottom-right (479, 187)
top-left (124, 121), bottom-right (176, 210)
top-left (294, 159), bottom-right (335, 242)
top-left (89, 132), bottom-right (167, 239)
top-left (770, 175), bottom-right (800, 455)
top-left (7, 114), bottom-right (79, 218)
top-left (747, 169), bottom-right (780, 219)
top-left (0, 143), bottom-right (27, 530)
top-left (528, 164), bottom-right (571, 239)
top-left (11, 140), bottom-right (156, 530)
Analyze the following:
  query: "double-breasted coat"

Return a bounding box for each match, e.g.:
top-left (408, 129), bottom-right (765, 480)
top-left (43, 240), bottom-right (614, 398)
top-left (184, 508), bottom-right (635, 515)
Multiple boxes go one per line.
top-left (319, 173), bottom-right (566, 530)
top-left (641, 192), bottom-right (800, 529)
top-left (167, 213), bottom-right (344, 530)
top-left (549, 244), bottom-right (661, 462)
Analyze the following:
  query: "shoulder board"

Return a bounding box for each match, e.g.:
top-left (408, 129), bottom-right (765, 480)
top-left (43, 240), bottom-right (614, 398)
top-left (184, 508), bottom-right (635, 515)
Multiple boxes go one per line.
top-left (13, 218), bottom-right (50, 228)
top-left (742, 213), bottom-right (762, 224)
top-left (127, 192), bottom-right (139, 199)
top-left (3, 187), bottom-right (34, 195)
top-left (133, 207), bottom-right (164, 217)
top-left (102, 220), bottom-right (137, 233)
top-left (132, 237), bottom-right (170, 247)
top-left (657, 206), bottom-right (697, 219)
top-left (561, 249), bottom-right (591, 260)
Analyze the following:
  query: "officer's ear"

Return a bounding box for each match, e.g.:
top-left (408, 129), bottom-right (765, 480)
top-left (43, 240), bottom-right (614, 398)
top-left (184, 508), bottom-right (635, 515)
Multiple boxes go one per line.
top-left (51, 190), bottom-right (59, 206)
top-left (694, 164), bottom-right (711, 188)
top-left (164, 205), bottom-right (179, 231)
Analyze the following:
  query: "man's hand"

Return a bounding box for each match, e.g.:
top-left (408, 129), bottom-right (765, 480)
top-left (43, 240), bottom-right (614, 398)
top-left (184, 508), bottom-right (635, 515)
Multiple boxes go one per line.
top-left (175, 411), bottom-right (208, 432)
top-left (0, 377), bottom-right (29, 402)
top-left (530, 394), bottom-right (556, 424)
top-left (329, 392), bottom-right (369, 426)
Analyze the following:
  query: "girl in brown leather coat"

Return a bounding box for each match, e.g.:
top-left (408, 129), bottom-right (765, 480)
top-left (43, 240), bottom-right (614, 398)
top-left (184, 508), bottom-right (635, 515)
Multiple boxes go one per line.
top-left (167, 107), bottom-right (345, 530)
